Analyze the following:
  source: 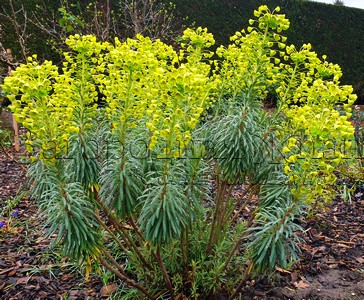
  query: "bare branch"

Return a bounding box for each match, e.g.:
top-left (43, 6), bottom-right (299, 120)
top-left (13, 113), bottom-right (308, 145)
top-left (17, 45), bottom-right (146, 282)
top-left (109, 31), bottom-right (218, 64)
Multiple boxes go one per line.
top-left (119, 0), bottom-right (182, 41)
top-left (0, 0), bottom-right (29, 61)
top-left (1, 0), bottom-right (182, 63)
top-left (28, 1), bottom-right (69, 54)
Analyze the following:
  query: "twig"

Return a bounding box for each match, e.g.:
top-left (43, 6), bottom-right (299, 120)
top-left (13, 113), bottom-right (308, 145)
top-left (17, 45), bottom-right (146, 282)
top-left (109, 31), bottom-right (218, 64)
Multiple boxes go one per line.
top-left (1, 0), bottom-right (29, 61)
top-left (99, 255), bottom-right (157, 300)
top-left (155, 246), bottom-right (174, 299)
top-left (223, 213), bottom-right (256, 271)
top-left (0, 142), bottom-right (27, 171)
top-left (94, 194), bottom-right (152, 270)
top-left (229, 260), bottom-right (254, 300)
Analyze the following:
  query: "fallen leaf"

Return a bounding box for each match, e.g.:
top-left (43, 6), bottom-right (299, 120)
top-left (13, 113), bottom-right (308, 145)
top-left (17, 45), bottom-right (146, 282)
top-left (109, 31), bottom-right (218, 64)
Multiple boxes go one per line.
top-left (312, 246), bottom-right (326, 256)
top-left (336, 243), bottom-right (351, 249)
top-left (100, 283), bottom-right (117, 297)
top-left (61, 274), bottom-right (75, 281)
top-left (68, 290), bottom-right (80, 300)
top-left (293, 280), bottom-right (310, 289)
top-left (300, 244), bottom-right (312, 251)
top-left (328, 263), bottom-right (338, 269)
top-left (16, 277), bottom-right (30, 285)
top-left (355, 257), bottom-right (364, 264)
top-left (275, 266), bottom-right (291, 274)
top-left (290, 271), bottom-right (298, 283)
top-left (60, 256), bottom-right (69, 263)
top-left (0, 267), bottom-right (15, 275)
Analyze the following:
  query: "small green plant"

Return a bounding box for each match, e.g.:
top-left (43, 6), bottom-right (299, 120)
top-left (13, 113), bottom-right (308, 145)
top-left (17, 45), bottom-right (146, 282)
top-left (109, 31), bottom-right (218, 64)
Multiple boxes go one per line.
top-left (20, 244), bottom-right (84, 282)
top-left (0, 191), bottom-right (26, 231)
top-left (0, 120), bottom-right (12, 150)
top-left (2, 5), bottom-right (357, 299)
top-left (334, 105), bottom-right (364, 201)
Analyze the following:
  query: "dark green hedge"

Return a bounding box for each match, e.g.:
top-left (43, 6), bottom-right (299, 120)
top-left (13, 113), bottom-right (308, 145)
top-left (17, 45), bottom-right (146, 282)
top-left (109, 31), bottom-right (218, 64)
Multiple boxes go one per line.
top-left (2, 0), bottom-right (364, 87)
top-left (167, 0), bottom-right (364, 86)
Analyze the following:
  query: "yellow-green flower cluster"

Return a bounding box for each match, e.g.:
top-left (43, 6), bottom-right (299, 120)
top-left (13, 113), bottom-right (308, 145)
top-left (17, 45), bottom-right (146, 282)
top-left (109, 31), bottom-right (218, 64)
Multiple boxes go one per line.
top-left (147, 64), bottom-right (212, 158)
top-left (2, 29), bottom-right (216, 161)
top-left (94, 30), bottom-right (216, 157)
top-left (180, 27), bottom-right (215, 62)
top-left (282, 106), bottom-right (355, 203)
top-left (277, 38), bottom-right (357, 204)
top-left (3, 56), bottom-right (74, 159)
top-left (149, 29), bottom-right (216, 157)
top-left (276, 43), bottom-right (356, 109)
top-left (2, 35), bottom-right (107, 160)
top-left (61, 34), bottom-right (105, 131)
top-left (215, 6), bottom-right (289, 101)
top-left (65, 34), bottom-right (106, 58)
top-left (251, 5), bottom-right (290, 32)
top-left (95, 34), bottom-right (177, 137)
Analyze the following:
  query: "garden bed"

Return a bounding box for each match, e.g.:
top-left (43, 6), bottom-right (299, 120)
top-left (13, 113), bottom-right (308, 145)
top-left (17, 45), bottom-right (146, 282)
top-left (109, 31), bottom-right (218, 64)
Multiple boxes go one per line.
top-left (0, 143), bottom-right (363, 299)
top-left (1, 6), bottom-right (364, 296)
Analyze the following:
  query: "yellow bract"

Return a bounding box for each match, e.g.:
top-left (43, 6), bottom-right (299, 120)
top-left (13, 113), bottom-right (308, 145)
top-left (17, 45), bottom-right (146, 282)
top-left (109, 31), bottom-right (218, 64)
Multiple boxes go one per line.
top-left (277, 36), bottom-right (357, 204)
top-left (3, 60), bottom-right (74, 160)
top-left (2, 5), bottom-right (358, 206)
top-left (3, 28), bottom-right (217, 160)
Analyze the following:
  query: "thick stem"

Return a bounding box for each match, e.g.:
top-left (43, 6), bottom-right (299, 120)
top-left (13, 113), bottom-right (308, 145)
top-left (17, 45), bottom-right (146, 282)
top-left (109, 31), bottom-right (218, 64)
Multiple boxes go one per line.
top-left (155, 246), bottom-right (174, 299)
top-left (229, 184), bottom-right (258, 224)
top-left (223, 213), bottom-right (256, 271)
top-left (94, 212), bottom-right (129, 255)
top-left (128, 216), bottom-right (144, 245)
top-left (94, 195), bottom-right (151, 270)
top-left (217, 178), bottom-right (238, 231)
top-left (207, 176), bottom-right (238, 254)
top-left (229, 261), bottom-right (254, 300)
top-left (99, 256), bottom-right (156, 300)
top-left (102, 249), bottom-right (128, 277)
top-left (180, 228), bottom-right (189, 283)
top-left (207, 179), bottom-right (226, 253)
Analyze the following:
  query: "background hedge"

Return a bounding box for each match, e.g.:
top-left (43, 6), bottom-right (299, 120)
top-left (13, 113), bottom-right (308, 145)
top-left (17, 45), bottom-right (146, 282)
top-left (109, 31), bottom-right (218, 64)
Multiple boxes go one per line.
top-left (166, 0), bottom-right (364, 88)
top-left (1, 0), bottom-right (364, 89)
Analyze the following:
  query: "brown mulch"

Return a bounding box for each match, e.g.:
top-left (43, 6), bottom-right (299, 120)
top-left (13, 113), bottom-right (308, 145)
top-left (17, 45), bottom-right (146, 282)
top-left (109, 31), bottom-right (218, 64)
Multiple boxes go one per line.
top-left (264, 195), bottom-right (364, 300)
top-left (0, 146), bottom-right (103, 300)
top-left (0, 142), bottom-right (364, 299)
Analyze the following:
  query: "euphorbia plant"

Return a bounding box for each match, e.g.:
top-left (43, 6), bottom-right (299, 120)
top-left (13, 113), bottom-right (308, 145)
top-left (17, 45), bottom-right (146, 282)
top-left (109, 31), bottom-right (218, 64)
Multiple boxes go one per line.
top-left (276, 41), bottom-right (356, 205)
top-left (4, 27), bottom-right (217, 299)
top-left (2, 5), bottom-right (357, 299)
